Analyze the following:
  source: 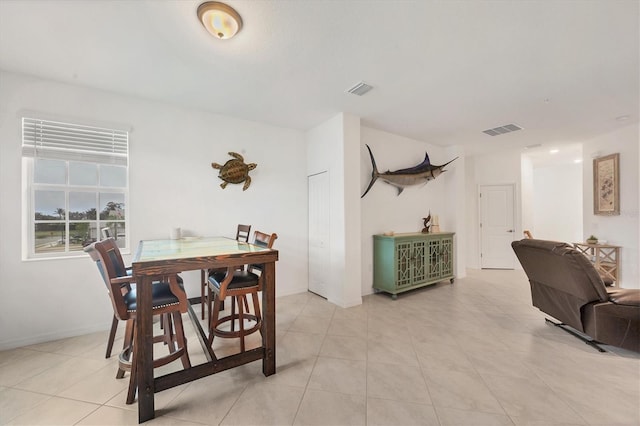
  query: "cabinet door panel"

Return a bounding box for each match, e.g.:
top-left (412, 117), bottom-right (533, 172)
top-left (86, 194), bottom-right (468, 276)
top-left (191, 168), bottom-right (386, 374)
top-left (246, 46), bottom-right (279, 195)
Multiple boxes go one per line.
top-left (413, 241), bottom-right (426, 283)
top-left (396, 241), bottom-right (413, 287)
top-left (441, 238), bottom-right (453, 277)
top-left (428, 239), bottom-right (441, 279)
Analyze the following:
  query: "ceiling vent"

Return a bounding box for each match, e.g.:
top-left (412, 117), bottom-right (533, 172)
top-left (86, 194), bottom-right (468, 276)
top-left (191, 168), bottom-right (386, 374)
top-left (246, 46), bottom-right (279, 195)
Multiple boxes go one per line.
top-left (346, 81), bottom-right (373, 96)
top-left (482, 123), bottom-right (522, 136)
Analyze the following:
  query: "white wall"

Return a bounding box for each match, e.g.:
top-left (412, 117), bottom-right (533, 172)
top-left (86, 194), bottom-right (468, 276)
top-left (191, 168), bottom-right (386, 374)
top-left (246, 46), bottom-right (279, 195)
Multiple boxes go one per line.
top-left (582, 124), bottom-right (639, 289)
top-left (306, 113), bottom-right (362, 308)
top-left (520, 155), bottom-right (534, 236)
top-left (532, 163), bottom-right (583, 242)
top-left (359, 127), bottom-right (459, 295)
top-left (0, 71), bottom-right (309, 349)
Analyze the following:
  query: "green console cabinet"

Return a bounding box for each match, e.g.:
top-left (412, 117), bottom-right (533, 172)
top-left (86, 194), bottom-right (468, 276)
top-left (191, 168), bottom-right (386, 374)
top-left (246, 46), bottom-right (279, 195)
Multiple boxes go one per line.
top-left (373, 232), bottom-right (454, 299)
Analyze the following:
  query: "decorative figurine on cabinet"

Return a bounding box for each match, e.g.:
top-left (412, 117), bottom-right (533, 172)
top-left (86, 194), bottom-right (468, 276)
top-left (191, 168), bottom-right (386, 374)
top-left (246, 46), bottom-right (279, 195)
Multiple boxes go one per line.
top-left (422, 211), bottom-right (431, 233)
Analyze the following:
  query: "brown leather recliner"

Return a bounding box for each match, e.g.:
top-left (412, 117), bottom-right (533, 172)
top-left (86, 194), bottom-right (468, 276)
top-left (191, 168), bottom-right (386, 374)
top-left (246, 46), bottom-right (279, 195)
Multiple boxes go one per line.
top-left (512, 239), bottom-right (640, 352)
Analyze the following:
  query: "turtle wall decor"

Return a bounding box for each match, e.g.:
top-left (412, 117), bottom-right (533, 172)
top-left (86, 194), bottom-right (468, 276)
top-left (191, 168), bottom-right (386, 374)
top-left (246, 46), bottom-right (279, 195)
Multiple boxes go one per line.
top-left (212, 152), bottom-right (257, 191)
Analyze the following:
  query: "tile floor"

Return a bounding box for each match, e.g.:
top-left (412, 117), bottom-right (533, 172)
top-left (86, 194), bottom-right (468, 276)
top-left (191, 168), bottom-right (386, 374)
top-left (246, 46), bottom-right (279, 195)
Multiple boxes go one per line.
top-left (1, 269), bottom-right (639, 425)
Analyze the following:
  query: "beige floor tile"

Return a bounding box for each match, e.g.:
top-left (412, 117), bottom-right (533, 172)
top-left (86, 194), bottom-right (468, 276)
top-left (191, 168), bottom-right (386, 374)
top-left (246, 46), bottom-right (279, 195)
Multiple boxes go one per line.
top-left (466, 349), bottom-right (539, 380)
top-left (221, 382), bottom-right (304, 425)
top-left (74, 405), bottom-right (141, 425)
top-left (367, 335), bottom-right (419, 366)
top-left (58, 362), bottom-right (129, 404)
top-left (308, 357), bottom-right (366, 395)
top-left (327, 316), bottom-right (368, 337)
top-left (76, 405), bottom-right (203, 425)
top-left (299, 298), bottom-right (336, 319)
top-left (482, 374), bottom-right (585, 424)
top-left (278, 331), bottom-right (324, 361)
top-left (319, 334), bottom-right (367, 360)
top-left (332, 304), bottom-right (369, 322)
top-left (105, 381), bottom-right (189, 412)
top-left (2, 270), bottom-right (639, 425)
top-left (435, 406), bottom-right (515, 425)
top-left (0, 387), bottom-right (51, 424)
top-left (367, 362), bottom-right (431, 404)
top-left (288, 314), bottom-right (331, 335)
top-left (160, 373), bottom-right (247, 424)
top-left (367, 397), bottom-right (439, 425)
top-left (415, 341), bottom-right (475, 375)
top-left (5, 396), bottom-right (99, 425)
top-left (12, 356), bottom-right (106, 395)
top-left (294, 389), bottom-right (366, 425)
top-left (264, 354), bottom-right (316, 388)
top-left (0, 350), bottom-right (70, 387)
top-left (532, 364), bottom-right (640, 425)
top-left (424, 368), bottom-right (505, 414)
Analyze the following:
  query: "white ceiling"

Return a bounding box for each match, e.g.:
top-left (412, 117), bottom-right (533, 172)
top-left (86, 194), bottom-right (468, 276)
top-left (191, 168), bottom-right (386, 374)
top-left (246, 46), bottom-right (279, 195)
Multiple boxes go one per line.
top-left (0, 0), bottom-right (638, 158)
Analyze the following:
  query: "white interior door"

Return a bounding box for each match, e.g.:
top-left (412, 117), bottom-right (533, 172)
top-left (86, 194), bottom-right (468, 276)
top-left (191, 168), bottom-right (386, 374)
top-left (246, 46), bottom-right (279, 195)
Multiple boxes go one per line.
top-left (480, 184), bottom-right (516, 269)
top-left (308, 171), bottom-right (330, 298)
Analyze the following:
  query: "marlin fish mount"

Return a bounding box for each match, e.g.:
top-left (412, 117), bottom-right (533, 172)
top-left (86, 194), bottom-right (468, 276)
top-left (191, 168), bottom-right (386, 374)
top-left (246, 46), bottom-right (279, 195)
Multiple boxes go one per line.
top-left (361, 145), bottom-right (458, 198)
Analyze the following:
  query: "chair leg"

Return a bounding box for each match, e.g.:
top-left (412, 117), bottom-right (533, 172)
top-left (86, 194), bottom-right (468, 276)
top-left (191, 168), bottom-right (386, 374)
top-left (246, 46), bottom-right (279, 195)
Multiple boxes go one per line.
top-left (208, 294), bottom-right (222, 347)
top-left (163, 313), bottom-right (177, 353)
top-left (200, 269), bottom-right (206, 320)
top-left (207, 286), bottom-right (213, 324)
top-left (243, 295), bottom-right (250, 314)
top-left (126, 327), bottom-right (137, 405)
top-left (251, 292), bottom-right (262, 321)
top-left (237, 295), bottom-right (246, 352)
top-left (117, 319), bottom-right (135, 379)
top-left (231, 296), bottom-right (236, 332)
top-left (106, 315), bottom-right (119, 358)
top-left (172, 311), bottom-right (191, 369)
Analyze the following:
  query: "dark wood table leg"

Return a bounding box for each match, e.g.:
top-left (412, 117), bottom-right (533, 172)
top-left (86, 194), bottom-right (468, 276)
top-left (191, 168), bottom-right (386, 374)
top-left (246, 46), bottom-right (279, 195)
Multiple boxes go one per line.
top-left (136, 275), bottom-right (155, 423)
top-left (262, 261), bottom-right (276, 376)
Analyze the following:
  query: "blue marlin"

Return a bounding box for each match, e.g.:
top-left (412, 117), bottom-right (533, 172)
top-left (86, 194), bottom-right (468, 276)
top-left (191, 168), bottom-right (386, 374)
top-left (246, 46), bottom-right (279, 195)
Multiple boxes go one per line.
top-left (361, 144), bottom-right (457, 198)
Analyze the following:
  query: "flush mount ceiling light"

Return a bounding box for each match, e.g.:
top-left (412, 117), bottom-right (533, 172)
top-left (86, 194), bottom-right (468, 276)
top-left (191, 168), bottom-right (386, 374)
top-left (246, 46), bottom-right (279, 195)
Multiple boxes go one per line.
top-left (198, 2), bottom-right (242, 40)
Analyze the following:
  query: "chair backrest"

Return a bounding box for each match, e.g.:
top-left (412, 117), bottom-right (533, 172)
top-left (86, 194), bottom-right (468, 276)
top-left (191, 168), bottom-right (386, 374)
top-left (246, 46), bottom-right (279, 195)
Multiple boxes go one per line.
top-left (248, 231), bottom-right (278, 274)
top-left (253, 231), bottom-right (278, 249)
top-left (86, 239), bottom-right (132, 320)
top-left (236, 224), bottom-right (251, 242)
top-left (511, 238), bottom-right (609, 331)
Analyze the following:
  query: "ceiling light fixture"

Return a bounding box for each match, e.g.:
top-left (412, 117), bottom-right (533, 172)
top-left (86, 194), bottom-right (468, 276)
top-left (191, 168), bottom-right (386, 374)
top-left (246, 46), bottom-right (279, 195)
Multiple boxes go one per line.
top-left (550, 149), bottom-right (559, 154)
top-left (197, 2), bottom-right (242, 40)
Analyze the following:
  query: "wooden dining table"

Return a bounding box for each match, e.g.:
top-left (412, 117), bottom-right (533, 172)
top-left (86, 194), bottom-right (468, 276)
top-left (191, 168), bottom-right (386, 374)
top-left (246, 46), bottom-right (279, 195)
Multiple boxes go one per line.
top-left (131, 236), bottom-right (279, 423)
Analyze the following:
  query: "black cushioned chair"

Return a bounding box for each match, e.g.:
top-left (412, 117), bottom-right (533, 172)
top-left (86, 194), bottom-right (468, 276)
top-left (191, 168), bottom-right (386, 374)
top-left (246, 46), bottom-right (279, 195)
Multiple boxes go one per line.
top-left (207, 231), bottom-right (277, 352)
top-left (85, 238), bottom-right (191, 404)
top-left (512, 238), bottom-right (639, 352)
top-left (200, 224), bottom-right (251, 320)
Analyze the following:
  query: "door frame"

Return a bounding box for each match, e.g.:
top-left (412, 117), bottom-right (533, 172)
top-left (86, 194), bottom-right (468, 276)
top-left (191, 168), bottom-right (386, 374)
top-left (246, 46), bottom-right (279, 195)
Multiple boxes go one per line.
top-left (308, 170), bottom-right (330, 298)
top-left (478, 183), bottom-right (517, 269)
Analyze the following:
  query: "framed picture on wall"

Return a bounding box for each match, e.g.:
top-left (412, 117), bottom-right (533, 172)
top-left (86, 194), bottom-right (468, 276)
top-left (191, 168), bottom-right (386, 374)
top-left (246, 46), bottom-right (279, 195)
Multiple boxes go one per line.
top-left (593, 153), bottom-right (620, 216)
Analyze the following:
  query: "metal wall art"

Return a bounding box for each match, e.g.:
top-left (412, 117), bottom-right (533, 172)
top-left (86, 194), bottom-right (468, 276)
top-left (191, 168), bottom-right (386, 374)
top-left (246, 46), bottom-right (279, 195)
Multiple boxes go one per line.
top-left (361, 145), bottom-right (457, 198)
top-left (212, 152), bottom-right (257, 191)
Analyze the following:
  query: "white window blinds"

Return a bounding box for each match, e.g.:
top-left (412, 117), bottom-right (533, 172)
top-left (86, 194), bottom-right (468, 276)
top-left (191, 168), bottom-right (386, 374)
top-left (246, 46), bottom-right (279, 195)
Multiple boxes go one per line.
top-left (22, 117), bottom-right (128, 165)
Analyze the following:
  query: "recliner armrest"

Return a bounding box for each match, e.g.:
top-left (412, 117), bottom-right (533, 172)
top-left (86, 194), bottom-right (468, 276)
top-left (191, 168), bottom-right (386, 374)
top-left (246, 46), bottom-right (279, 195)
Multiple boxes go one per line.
top-left (608, 289), bottom-right (640, 307)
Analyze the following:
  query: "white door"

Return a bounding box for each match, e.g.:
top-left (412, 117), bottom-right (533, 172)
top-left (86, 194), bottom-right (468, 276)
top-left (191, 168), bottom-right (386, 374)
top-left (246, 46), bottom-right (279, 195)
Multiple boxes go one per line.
top-left (480, 184), bottom-right (516, 269)
top-left (308, 171), bottom-right (330, 298)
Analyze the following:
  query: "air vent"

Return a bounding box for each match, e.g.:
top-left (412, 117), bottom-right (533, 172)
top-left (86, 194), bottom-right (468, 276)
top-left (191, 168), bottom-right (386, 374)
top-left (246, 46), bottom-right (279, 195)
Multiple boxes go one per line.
top-left (482, 123), bottom-right (522, 136)
top-left (346, 81), bottom-right (373, 96)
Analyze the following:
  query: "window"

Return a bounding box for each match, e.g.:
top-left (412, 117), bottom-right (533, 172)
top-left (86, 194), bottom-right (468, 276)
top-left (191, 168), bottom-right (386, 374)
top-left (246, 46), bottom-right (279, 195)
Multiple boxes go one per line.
top-left (22, 117), bottom-right (129, 258)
